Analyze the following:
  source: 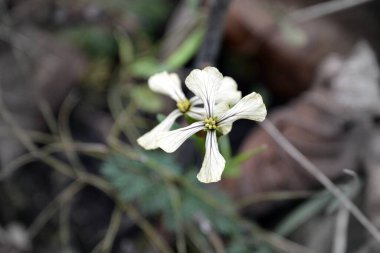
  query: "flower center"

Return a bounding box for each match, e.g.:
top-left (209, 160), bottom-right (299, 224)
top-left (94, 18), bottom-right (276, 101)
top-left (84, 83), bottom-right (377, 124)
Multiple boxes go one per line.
top-left (204, 117), bottom-right (217, 131)
top-left (177, 99), bottom-right (191, 113)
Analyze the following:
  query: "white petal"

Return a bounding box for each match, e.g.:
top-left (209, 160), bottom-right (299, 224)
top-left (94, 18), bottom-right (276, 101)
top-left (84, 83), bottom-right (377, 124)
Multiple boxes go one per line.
top-left (219, 124), bottom-right (232, 135)
top-left (137, 110), bottom-right (182, 150)
top-left (216, 77), bottom-right (242, 106)
top-left (185, 67), bottom-right (223, 117)
top-left (197, 131), bottom-right (226, 183)
top-left (213, 102), bottom-right (232, 135)
top-left (187, 107), bottom-right (205, 121)
top-left (218, 92), bottom-right (267, 126)
top-left (214, 102), bottom-right (230, 117)
top-left (189, 96), bottom-right (202, 106)
top-left (148, 72), bottom-right (186, 102)
top-left (157, 121), bottom-right (204, 153)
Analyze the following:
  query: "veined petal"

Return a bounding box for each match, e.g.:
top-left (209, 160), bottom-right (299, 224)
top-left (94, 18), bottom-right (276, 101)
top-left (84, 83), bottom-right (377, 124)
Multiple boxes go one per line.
top-left (185, 67), bottom-right (223, 117)
top-left (197, 131), bottom-right (225, 183)
top-left (214, 103), bottom-right (233, 135)
top-left (148, 72), bottom-right (186, 102)
top-left (187, 107), bottom-right (205, 121)
top-left (137, 110), bottom-right (182, 150)
top-left (214, 103), bottom-right (232, 135)
top-left (157, 121), bottom-right (204, 153)
top-left (214, 102), bottom-right (230, 117)
top-left (189, 96), bottom-right (202, 106)
top-left (219, 124), bottom-right (232, 135)
top-left (218, 92), bottom-right (267, 126)
top-left (216, 77), bottom-right (242, 106)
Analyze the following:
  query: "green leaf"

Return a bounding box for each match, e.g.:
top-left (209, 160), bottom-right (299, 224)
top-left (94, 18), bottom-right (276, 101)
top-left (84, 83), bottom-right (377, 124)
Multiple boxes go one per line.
top-left (130, 57), bottom-right (160, 78)
top-left (115, 33), bottom-right (134, 66)
top-left (326, 178), bottom-right (361, 213)
top-left (274, 191), bottom-right (333, 236)
top-left (130, 86), bottom-right (164, 113)
top-left (60, 25), bottom-right (118, 58)
top-left (224, 145), bottom-right (266, 178)
top-left (163, 25), bottom-right (205, 70)
top-left (102, 152), bottom-right (244, 241)
top-left (218, 135), bottom-right (232, 159)
top-left (130, 25), bottom-right (205, 78)
top-left (257, 179), bottom-right (362, 253)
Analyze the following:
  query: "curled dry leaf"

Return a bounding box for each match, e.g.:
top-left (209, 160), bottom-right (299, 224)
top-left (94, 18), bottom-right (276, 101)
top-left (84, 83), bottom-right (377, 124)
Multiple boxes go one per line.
top-left (224, 0), bottom-right (380, 99)
top-left (220, 42), bottom-right (380, 216)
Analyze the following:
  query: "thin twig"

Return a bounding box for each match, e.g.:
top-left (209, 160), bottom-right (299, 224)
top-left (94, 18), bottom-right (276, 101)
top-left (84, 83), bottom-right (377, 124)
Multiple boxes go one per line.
top-left (0, 154), bottom-right (36, 181)
top-left (58, 92), bottom-right (87, 174)
top-left (0, 127), bottom-right (57, 143)
top-left (260, 120), bottom-right (380, 243)
top-left (194, 214), bottom-right (226, 253)
top-left (290, 0), bottom-right (373, 23)
top-left (195, 0), bottom-right (231, 67)
top-left (0, 22), bottom-right (63, 60)
top-left (0, 86), bottom-right (175, 253)
top-left (0, 142), bottom-right (108, 181)
top-left (92, 207), bottom-right (122, 253)
top-left (117, 201), bottom-right (175, 253)
top-left (37, 97), bottom-right (59, 135)
top-left (28, 181), bottom-right (83, 238)
top-left (243, 221), bottom-right (315, 253)
top-left (59, 196), bottom-right (74, 252)
top-left (333, 207), bottom-right (350, 253)
top-left (107, 85), bottom-right (140, 148)
top-left (186, 222), bottom-right (214, 253)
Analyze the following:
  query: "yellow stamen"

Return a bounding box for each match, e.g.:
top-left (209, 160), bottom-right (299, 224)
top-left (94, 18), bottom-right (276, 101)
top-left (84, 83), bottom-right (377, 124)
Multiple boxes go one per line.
top-left (204, 117), bottom-right (218, 131)
top-left (177, 99), bottom-right (191, 113)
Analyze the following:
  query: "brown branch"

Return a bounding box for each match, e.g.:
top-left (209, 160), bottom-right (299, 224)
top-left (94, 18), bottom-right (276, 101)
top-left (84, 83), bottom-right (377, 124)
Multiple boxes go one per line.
top-left (195, 0), bottom-right (231, 68)
top-left (290, 0), bottom-right (373, 23)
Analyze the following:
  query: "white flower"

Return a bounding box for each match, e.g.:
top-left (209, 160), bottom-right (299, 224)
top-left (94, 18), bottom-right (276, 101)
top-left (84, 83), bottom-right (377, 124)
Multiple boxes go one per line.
top-left (137, 72), bottom-right (201, 150)
top-left (216, 77), bottom-right (242, 106)
top-left (137, 71), bottom-right (241, 150)
top-left (156, 67), bottom-right (267, 183)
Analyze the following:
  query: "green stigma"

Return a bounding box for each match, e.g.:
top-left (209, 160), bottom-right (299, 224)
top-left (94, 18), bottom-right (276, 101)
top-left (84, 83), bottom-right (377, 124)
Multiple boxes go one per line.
top-left (204, 117), bottom-right (218, 131)
top-left (177, 99), bottom-right (191, 113)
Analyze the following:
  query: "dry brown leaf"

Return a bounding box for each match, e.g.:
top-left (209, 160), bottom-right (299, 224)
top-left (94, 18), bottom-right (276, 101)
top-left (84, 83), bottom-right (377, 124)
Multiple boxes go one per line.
top-left (220, 42), bottom-right (380, 216)
top-left (224, 0), bottom-right (380, 98)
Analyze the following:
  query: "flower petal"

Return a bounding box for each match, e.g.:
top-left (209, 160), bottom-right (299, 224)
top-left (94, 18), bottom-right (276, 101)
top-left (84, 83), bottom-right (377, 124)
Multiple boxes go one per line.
top-left (219, 124), bottom-right (232, 135)
top-left (213, 102), bottom-right (232, 134)
top-left (157, 121), bottom-right (204, 153)
top-left (214, 102), bottom-right (230, 117)
top-left (137, 110), bottom-right (182, 150)
top-left (218, 92), bottom-right (267, 126)
top-left (189, 96), bottom-right (202, 106)
top-left (148, 72), bottom-right (186, 102)
top-left (197, 131), bottom-right (226, 183)
top-left (187, 107), bottom-right (205, 121)
top-left (185, 67), bottom-right (223, 117)
top-left (216, 77), bottom-right (242, 106)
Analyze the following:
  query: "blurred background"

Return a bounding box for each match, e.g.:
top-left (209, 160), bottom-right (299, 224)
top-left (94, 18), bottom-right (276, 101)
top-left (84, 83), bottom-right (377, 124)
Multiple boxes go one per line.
top-left (1, 0), bottom-right (380, 252)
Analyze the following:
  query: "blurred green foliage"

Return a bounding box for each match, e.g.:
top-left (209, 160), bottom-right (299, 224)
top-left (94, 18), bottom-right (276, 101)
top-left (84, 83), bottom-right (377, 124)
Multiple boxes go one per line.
top-left (129, 25), bottom-right (205, 78)
top-left (101, 151), bottom-right (261, 252)
top-left (60, 25), bottom-right (118, 58)
top-left (130, 86), bottom-right (165, 113)
top-left (218, 135), bottom-right (266, 178)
